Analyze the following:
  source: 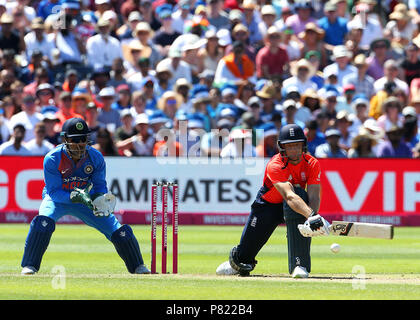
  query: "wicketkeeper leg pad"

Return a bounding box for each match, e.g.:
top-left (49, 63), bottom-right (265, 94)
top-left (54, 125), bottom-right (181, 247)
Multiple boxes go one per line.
top-left (111, 225), bottom-right (144, 274)
top-left (21, 215), bottom-right (56, 271)
top-left (284, 187), bottom-right (311, 274)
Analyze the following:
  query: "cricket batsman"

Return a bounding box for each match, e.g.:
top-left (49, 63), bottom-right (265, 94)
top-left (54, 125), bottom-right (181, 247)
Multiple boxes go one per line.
top-left (21, 118), bottom-right (150, 275)
top-left (216, 124), bottom-right (330, 278)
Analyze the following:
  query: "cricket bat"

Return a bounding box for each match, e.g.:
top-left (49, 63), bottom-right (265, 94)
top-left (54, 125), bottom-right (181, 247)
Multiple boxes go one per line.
top-left (329, 221), bottom-right (394, 239)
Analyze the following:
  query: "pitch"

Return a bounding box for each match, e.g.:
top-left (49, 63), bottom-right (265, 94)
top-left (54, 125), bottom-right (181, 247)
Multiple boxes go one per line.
top-left (1, 224), bottom-right (420, 300)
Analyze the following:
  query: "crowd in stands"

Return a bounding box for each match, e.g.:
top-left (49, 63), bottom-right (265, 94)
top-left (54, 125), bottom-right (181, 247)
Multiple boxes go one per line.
top-left (0, 0), bottom-right (419, 159)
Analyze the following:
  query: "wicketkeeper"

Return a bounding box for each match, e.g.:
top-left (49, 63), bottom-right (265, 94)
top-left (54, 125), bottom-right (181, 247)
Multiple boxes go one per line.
top-left (21, 118), bottom-right (150, 275)
top-left (216, 124), bottom-right (330, 278)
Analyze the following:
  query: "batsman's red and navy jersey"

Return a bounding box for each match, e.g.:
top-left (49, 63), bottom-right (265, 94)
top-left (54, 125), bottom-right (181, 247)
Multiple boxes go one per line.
top-left (42, 144), bottom-right (108, 204)
top-left (256, 153), bottom-right (321, 204)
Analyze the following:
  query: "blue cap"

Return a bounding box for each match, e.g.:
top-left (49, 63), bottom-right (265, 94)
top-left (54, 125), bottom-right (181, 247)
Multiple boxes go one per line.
top-left (148, 110), bottom-right (170, 125)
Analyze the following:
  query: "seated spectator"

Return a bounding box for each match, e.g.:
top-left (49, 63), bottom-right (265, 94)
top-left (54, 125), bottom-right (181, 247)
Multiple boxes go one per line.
top-left (96, 87), bottom-right (122, 132)
top-left (24, 17), bottom-right (56, 62)
top-left (385, 4), bottom-right (417, 49)
top-left (54, 14), bottom-right (85, 65)
top-left (285, 0), bottom-right (316, 35)
top-left (369, 80), bottom-right (396, 120)
top-left (315, 128), bottom-right (347, 158)
top-left (132, 21), bottom-right (161, 68)
top-left (220, 128), bottom-right (256, 158)
top-left (336, 84), bottom-right (356, 114)
top-left (348, 96), bottom-right (372, 135)
top-left (347, 127), bottom-right (378, 158)
top-left (92, 127), bottom-right (119, 156)
top-left (323, 45), bottom-right (357, 87)
top-left (117, 11), bottom-right (141, 41)
top-left (0, 124), bottom-right (31, 155)
top-left (55, 91), bottom-right (77, 126)
top-left (8, 94), bottom-right (43, 142)
top-left (87, 18), bottom-right (123, 69)
top-left (85, 102), bottom-right (103, 145)
top-left (399, 42), bottom-right (420, 87)
top-left (280, 26), bottom-right (301, 63)
top-left (376, 125), bottom-right (412, 158)
top-left (256, 122), bottom-right (279, 157)
top-left (36, 83), bottom-right (55, 109)
top-left (342, 54), bottom-right (375, 99)
top-left (42, 112), bottom-right (61, 146)
top-left (156, 47), bottom-right (192, 88)
top-left (0, 13), bottom-right (23, 55)
top-left (318, 1), bottom-right (348, 49)
top-left (305, 119), bottom-right (326, 156)
top-left (117, 113), bottom-right (155, 157)
top-left (171, 0), bottom-right (193, 34)
top-left (280, 99), bottom-right (305, 129)
top-left (374, 60), bottom-right (409, 96)
top-left (282, 59), bottom-right (317, 94)
top-left (112, 84), bottom-right (132, 110)
top-left (153, 6), bottom-right (181, 58)
top-left (24, 121), bottom-right (54, 155)
top-left (114, 109), bottom-right (135, 143)
top-left (256, 26), bottom-right (289, 81)
top-left (72, 87), bottom-right (91, 120)
top-left (258, 5), bottom-right (277, 38)
top-left (214, 41), bottom-right (256, 86)
top-left (255, 81), bottom-right (279, 123)
top-left (207, 0), bottom-right (230, 31)
top-left (336, 110), bottom-right (356, 151)
top-left (108, 58), bottom-right (128, 88)
top-left (298, 23), bottom-right (327, 70)
top-left (127, 56), bottom-right (156, 91)
top-left (201, 118), bottom-right (232, 157)
top-left (241, 0), bottom-right (263, 47)
top-left (376, 97), bottom-right (404, 132)
top-left (62, 69), bottom-right (79, 93)
top-left (402, 116), bottom-right (420, 149)
top-left (197, 30), bottom-right (224, 75)
top-left (366, 38), bottom-right (392, 80)
top-left (157, 91), bottom-right (182, 120)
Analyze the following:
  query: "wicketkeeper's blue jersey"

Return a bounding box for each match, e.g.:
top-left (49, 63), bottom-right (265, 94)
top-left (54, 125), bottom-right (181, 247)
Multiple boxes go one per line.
top-left (42, 144), bottom-right (108, 203)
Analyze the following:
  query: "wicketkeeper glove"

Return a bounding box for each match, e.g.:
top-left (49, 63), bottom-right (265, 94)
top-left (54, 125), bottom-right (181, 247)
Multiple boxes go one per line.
top-left (70, 183), bottom-right (94, 210)
top-left (92, 193), bottom-right (116, 217)
top-left (298, 211), bottom-right (331, 237)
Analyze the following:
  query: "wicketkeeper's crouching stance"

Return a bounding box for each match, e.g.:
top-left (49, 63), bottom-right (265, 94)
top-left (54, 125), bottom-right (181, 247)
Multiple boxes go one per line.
top-left (216, 124), bottom-right (330, 278)
top-left (21, 118), bottom-right (150, 275)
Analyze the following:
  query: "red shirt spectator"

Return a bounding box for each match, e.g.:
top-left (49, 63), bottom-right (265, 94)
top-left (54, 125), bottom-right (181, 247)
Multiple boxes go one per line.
top-left (256, 27), bottom-right (289, 79)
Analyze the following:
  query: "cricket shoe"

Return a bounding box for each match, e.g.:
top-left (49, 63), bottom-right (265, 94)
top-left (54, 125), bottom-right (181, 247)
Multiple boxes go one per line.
top-left (21, 266), bottom-right (37, 275)
top-left (292, 266), bottom-right (309, 278)
top-left (135, 264), bottom-right (151, 274)
top-left (216, 261), bottom-right (239, 276)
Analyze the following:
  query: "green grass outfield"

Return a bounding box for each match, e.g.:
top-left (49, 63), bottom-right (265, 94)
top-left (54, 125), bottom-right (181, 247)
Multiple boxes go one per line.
top-left (1, 224), bottom-right (420, 300)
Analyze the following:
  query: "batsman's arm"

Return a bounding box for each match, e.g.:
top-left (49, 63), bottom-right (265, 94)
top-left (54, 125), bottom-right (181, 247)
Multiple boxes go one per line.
top-left (274, 182), bottom-right (313, 218)
top-left (307, 184), bottom-right (321, 215)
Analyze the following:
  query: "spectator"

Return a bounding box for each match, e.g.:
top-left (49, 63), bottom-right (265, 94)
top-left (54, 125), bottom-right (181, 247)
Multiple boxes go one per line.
top-left (256, 122), bottom-right (279, 157)
top-left (374, 59), bottom-right (409, 96)
top-left (132, 21), bottom-right (161, 68)
top-left (71, 87), bottom-right (91, 120)
top-left (298, 22), bottom-right (327, 70)
top-left (24, 17), bottom-right (56, 62)
top-left (156, 47), bottom-right (192, 88)
top-left (342, 54), bottom-right (375, 99)
top-left (42, 112), bottom-right (61, 146)
top-left (92, 127), bottom-right (119, 156)
top-left (282, 59), bottom-right (317, 94)
top-left (171, 0), bottom-right (193, 34)
top-left (153, 6), bottom-right (181, 58)
top-left (0, 68), bottom-right (17, 100)
top-left (220, 128), bottom-right (256, 158)
top-left (275, 6), bottom-right (293, 31)
top-left (85, 102), bottom-right (102, 145)
top-left (37, 0), bottom-right (61, 20)
top-left (314, 128), bottom-right (347, 158)
top-left (255, 81), bottom-right (278, 123)
top-left (402, 116), bottom-right (420, 149)
top-left (347, 127), bottom-right (378, 158)
top-left (157, 91), bottom-right (182, 120)
top-left (114, 109), bottom-right (135, 143)
top-left (62, 69), bottom-right (79, 93)
top-left (214, 41), bottom-right (256, 85)
top-left (348, 96), bottom-right (372, 135)
top-left (280, 26), bottom-right (301, 63)
top-left (117, 11), bottom-right (141, 40)
top-left (256, 26), bottom-right (289, 81)
top-left (117, 113), bottom-right (154, 156)
top-left (235, 80), bottom-right (255, 111)
top-left (112, 84), bottom-right (132, 110)
top-left (336, 84), bottom-right (356, 114)
top-left (90, 67), bottom-right (111, 95)
top-left (206, 0), bottom-right (230, 31)
top-left (24, 121), bottom-right (54, 155)
top-left (0, 123), bottom-right (31, 155)
top-left (55, 91), bottom-right (77, 126)
top-left (241, 0), bottom-right (263, 47)
top-left (0, 13), bottom-right (23, 54)
top-left (0, 97), bottom-right (15, 142)
top-left (376, 125), bottom-right (412, 158)
top-left (317, 1), bottom-right (348, 49)
top-left (96, 86), bottom-right (122, 132)
top-left (174, 78), bottom-right (192, 113)
top-left (385, 4), bottom-right (417, 49)
top-left (280, 99), bottom-right (305, 129)
top-left (366, 38), bottom-right (392, 80)
top-left (8, 94), bottom-right (43, 142)
top-left (376, 96), bottom-right (404, 132)
top-left (323, 45), bottom-right (357, 87)
top-left (108, 58), bottom-right (128, 88)
top-left (54, 14), bottom-right (86, 65)
top-left (197, 30), bottom-right (224, 74)
top-left (305, 119), bottom-right (326, 156)
top-left (227, 23), bottom-right (256, 62)
top-left (36, 83), bottom-right (55, 109)
top-left (399, 42), bottom-right (420, 86)
top-left (299, 88), bottom-right (320, 123)
top-left (285, 0), bottom-right (316, 35)
top-left (258, 5), bottom-right (277, 38)
top-left (201, 118), bottom-right (232, 157)
top-left (335, 110), bottom-right (356, 151)
top-left (86, 18), bottom-right (122, 69)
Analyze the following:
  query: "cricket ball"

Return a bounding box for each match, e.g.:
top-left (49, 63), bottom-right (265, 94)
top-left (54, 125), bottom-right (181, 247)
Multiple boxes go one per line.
top-left (330, 243), bottom-right (340, 254)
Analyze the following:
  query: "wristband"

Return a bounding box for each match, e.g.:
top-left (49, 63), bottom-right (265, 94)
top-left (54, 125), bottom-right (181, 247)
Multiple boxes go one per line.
top-left (309, 209), bottom-right (316, 217)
